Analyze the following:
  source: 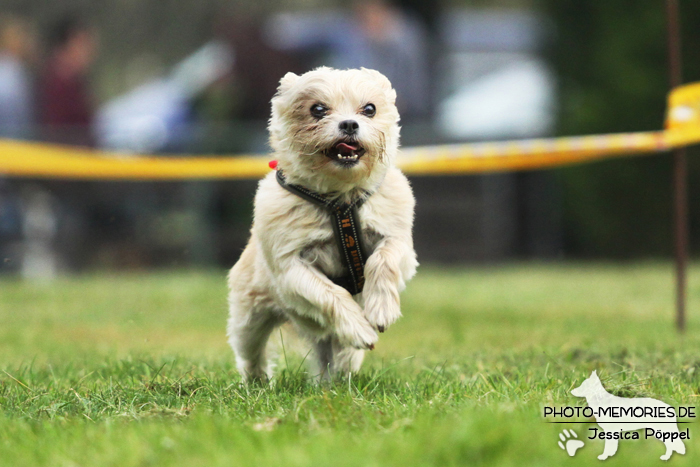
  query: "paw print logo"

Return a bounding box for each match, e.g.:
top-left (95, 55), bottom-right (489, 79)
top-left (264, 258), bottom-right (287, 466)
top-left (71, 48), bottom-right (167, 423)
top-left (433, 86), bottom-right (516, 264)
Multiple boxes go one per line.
top-left (344, 234), bottom-right (355, 247)
top-left (558, 429), bottom-right (584, 456)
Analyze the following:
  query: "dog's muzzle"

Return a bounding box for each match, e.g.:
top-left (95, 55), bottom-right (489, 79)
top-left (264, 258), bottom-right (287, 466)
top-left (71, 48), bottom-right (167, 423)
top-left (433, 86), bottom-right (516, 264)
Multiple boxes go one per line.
top-left (325, 140), bottom-right (366, 168)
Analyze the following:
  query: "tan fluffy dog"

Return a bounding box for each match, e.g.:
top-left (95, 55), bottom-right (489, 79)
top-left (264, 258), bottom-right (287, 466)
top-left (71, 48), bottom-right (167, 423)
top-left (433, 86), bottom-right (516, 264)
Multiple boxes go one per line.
top-left (227, 67), bottom-right (418, 381)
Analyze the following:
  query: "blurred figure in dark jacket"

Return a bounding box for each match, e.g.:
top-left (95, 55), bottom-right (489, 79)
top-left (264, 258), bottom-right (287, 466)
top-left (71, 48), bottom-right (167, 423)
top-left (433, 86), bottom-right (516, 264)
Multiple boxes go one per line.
top-left (334, 0), bottom-right (429, 120)
top-left (32, 17), bottom-right (99, 276)
top-left (0, 14), bottom-right (36, 139)
top-left (266, 0), bottom-right (429, 121)
top-left (223, 14), bottom-right (302, 121)
top-left (38, 16), bottom-right (98, 146)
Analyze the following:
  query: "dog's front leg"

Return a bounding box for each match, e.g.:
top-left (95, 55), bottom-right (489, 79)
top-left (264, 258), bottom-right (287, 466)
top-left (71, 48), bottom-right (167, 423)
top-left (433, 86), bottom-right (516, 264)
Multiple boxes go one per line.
top-left (363, 237), bottom-right (413, 332)
top-left (282, 258), bottom-right (378, 350)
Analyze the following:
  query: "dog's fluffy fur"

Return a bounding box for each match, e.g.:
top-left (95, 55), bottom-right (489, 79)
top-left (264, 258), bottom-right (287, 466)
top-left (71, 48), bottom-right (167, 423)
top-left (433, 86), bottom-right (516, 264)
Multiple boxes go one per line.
top-left (227, 67), bottom-right (418, 380)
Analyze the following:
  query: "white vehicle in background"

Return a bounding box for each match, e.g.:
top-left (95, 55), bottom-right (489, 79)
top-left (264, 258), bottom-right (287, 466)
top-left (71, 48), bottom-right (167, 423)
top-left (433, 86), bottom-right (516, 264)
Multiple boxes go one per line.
top-left (96, 41), bottom-right (233, 153)
top-left (437, 9), bottom-right (556, 141)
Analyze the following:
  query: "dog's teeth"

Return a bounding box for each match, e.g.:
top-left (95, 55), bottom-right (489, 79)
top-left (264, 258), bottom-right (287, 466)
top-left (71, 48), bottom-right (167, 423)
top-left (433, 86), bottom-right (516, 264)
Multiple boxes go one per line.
top-left (333, 150), bottom-right (360, 162)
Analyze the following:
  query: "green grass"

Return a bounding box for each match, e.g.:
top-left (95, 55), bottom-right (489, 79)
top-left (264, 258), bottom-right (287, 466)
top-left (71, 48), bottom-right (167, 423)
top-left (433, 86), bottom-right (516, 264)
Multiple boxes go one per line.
top-left (1, 263), bottom-right (700, 466)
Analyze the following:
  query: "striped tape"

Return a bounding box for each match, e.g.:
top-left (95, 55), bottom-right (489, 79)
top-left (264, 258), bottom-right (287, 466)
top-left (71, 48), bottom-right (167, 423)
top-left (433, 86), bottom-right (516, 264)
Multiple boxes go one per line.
top-left (2, 82), bottom-right (700, 180)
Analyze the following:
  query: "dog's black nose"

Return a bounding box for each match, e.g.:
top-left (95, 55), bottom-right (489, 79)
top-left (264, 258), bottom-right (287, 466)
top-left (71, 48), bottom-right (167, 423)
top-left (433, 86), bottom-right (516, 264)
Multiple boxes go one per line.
top-left (339, 120), bottom-right (359, 135)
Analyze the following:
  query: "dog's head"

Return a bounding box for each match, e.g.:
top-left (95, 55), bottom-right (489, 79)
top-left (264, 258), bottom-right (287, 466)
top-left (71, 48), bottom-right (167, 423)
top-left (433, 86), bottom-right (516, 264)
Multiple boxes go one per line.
top-left (269, 67), bottom-right (400, 194)
top-left (571, 370), bottom-right (602, 398)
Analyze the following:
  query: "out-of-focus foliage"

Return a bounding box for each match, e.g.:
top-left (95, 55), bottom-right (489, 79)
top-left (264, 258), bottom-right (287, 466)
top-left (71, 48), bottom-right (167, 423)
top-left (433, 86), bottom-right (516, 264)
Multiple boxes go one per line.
top-left (538, 0), bottom-right (700, 257)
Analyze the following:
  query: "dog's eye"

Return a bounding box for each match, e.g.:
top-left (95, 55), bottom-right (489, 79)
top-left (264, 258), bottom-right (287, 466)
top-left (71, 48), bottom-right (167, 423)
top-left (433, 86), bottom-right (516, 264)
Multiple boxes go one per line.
top-left (361, 103), bottom-right (376, 118)
top-left (310, 103), bottom-right (328, 118)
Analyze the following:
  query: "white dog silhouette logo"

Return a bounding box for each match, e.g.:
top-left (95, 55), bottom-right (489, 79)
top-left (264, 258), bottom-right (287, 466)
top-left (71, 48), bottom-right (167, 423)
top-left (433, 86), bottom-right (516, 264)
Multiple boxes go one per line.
top-left (571, 371), bottom-right (686, 461)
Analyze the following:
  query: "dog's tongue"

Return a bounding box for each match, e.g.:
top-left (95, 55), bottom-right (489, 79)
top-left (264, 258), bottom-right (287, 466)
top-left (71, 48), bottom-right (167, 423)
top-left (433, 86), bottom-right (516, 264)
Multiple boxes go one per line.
top-left (336, 142), bottom-right (358, 156)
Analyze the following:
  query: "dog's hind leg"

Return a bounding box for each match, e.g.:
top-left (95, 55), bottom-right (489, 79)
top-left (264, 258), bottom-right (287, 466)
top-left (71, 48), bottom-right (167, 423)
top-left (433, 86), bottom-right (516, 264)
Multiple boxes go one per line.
top-left (661, 436), bottom-right (686, 460)
top-left (598, 437), bottom-right (618, 460)
top-left (228, 305), bottom-right (285, 382)
top-left (314, 337), bottom-right (334, 381)
top-left (312, 337), bottom-right (365, 380)
top-left (673, 437), bottom-right (687, 455)
top-left (332, 339), bottom-right (365, 375)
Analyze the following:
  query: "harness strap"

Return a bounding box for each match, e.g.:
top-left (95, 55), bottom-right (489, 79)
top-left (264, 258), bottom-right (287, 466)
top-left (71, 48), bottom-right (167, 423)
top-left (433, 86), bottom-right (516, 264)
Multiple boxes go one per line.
top-left (276, 170), bottom-right (371, 295)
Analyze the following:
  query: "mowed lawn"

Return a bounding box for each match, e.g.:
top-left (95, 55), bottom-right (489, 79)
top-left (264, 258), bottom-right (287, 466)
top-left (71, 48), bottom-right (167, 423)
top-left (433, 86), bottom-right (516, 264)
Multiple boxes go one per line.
top-left (1, 263), bottom-right (699, 466)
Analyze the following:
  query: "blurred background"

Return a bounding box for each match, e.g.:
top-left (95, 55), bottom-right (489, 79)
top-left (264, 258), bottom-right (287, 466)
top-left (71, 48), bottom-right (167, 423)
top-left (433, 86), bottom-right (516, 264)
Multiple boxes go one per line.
top-left (0, 0), bottom-right (699, 279)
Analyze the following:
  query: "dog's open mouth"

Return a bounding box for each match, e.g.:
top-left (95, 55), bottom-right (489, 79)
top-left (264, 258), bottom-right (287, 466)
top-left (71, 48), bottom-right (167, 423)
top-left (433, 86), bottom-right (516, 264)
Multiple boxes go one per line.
top-left (325, 141), bottom-right (366, 167)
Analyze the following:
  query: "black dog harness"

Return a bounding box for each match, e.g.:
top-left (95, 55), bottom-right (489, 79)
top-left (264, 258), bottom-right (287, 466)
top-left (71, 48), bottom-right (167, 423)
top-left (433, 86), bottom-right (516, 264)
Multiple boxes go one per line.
top-left (276, 170), bottom-right (372, 295)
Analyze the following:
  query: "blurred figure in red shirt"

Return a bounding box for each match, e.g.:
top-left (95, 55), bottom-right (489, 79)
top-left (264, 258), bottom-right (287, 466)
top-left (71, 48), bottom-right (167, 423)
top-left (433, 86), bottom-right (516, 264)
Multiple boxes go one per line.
top-left (38, 16), bottom-right (98, 146)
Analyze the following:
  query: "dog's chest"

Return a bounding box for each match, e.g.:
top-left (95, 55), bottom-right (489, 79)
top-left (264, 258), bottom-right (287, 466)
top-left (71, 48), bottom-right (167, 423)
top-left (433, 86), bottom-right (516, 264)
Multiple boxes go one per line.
top-left (299, 212), bottom-right (383, 279)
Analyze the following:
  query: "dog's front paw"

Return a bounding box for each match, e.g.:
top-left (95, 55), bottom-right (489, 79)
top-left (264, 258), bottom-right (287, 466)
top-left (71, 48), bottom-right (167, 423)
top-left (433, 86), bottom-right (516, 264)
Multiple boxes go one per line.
top-left (364, 292), bottom-right (402, 333)
top-left (335, 311), bottom-right (378, 350)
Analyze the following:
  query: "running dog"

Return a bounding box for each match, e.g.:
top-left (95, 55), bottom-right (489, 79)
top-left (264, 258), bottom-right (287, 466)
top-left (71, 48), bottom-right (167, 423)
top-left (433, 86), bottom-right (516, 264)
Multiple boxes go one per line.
top-left (227, 67), bottom-right (418, 381)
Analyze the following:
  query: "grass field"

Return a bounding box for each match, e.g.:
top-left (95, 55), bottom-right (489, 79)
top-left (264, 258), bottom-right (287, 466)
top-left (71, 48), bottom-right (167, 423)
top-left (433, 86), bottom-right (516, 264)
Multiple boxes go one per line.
top-left (1, 263), bottom-right (699, 466)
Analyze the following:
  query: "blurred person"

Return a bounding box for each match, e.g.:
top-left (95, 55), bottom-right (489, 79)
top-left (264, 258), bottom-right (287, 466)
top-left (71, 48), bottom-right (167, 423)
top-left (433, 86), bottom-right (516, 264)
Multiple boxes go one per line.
top-left (31, 17), bottom-right (98, 276)
top-left (0, 14), bottom-right (37, 275)
top-left (266, 0), bottom-right (429, 121)
top-left (0, 14), bottom-right (36, 139)
top-left (334, 0), bottom-right (429, 120)
top-left (38, 16), bottom-right (98, 146)
top-left (223, 13), bottom-right (302, 121)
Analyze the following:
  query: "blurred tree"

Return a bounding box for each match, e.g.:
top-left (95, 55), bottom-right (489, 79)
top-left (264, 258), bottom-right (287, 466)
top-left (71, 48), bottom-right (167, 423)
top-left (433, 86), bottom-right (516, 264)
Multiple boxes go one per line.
top-left (538, 0), bottom-right (700, 257)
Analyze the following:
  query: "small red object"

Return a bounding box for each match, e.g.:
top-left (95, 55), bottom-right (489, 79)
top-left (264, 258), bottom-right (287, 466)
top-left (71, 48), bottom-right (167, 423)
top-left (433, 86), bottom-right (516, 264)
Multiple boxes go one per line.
top-left (268, 160), bottom-right (278, 170)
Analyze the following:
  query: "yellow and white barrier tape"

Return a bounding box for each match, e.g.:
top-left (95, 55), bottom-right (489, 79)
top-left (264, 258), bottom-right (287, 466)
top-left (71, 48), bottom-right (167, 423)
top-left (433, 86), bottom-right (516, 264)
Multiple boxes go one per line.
top-left (2, 82), bottom-right (700, 180)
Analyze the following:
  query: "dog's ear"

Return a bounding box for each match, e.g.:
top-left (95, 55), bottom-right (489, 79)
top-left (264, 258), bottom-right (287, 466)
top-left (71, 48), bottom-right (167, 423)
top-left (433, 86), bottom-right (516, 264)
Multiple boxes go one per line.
top-left (360, 67), bottom-right (396, 105)
top-left (277, 72), bottom-right (299, 95)
top-left (591, 370), bottom-right (598, 379)
top-left (361, 68), bottom-right (392, 90)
